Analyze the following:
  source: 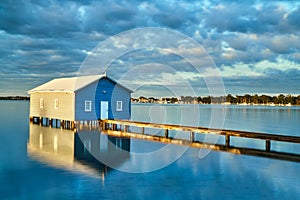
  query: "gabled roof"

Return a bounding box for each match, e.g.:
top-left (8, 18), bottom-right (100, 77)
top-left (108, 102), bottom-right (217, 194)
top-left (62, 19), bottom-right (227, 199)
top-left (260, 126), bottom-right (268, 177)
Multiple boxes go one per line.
top-left (28, 74), bottom-right (132, 93)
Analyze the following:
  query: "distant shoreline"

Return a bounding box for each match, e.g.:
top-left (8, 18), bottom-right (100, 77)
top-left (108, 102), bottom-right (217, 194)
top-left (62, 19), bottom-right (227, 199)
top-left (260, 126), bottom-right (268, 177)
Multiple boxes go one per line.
top-left (132, 102), bottom-right (299, 107)
top-left (132, 94), bottom-right (300, 106)
top-left (0, 96), bottom-right (29, 101)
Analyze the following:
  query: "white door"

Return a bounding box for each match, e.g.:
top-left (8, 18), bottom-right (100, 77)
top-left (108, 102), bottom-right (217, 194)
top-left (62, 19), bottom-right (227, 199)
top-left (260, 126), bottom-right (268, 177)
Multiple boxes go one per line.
top-left (100, 101), bottom-right (108, 119)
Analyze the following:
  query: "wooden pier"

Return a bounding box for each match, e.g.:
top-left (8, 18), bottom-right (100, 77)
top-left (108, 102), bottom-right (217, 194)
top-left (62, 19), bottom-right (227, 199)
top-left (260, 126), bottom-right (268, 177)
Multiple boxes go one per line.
top-left (29, 117), bottom-right (300, 162)
top-left (100, 119), bottom-right (300, 162)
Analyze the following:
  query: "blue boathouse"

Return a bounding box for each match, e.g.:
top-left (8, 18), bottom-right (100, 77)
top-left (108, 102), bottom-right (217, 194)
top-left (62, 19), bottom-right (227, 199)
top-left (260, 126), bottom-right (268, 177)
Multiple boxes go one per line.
top-left (29, 74), bottom-right (132, 126)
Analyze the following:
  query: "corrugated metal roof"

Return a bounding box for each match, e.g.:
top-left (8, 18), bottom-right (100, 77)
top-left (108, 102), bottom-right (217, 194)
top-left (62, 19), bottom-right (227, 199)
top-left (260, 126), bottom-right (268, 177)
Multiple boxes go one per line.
top-left (28, 75), bottom-right (104, 93)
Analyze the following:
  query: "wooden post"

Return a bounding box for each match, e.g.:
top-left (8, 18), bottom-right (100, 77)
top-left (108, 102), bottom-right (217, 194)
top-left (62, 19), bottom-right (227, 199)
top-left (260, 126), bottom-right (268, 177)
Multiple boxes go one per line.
top-left (141, 127), bottom-right (145, 134)
top-left (165, 129), bottom-right (169, 138)
top-left (226, 135), bottom-right (230, 147)
top-left (71, 121), bottom-right (75, 130)
top-left (124, 125), bottom-right (129, 132)
top-left (190, 132), bottom-right (195, 142)
top-left (100, 121), bottom-right (103, 130)
top-left (266, 140), bottom-right (271, 152)
top-left (49, 119), bottom-right (52, 127)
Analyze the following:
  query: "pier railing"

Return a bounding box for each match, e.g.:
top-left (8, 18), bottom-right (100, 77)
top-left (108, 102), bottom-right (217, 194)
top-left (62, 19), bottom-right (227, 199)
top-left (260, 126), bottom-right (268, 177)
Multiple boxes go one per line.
top-left (100, 119), bottom-right (300, 162)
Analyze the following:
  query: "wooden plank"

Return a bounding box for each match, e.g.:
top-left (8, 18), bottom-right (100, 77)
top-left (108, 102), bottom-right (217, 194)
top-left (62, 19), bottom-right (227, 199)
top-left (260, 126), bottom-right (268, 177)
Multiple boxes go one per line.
top-left (103, 119), bottom-right (300, 144)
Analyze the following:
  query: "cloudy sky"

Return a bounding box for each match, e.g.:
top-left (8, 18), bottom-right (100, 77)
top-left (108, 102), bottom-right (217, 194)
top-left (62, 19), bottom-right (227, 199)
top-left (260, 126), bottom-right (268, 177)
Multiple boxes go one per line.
top-left (1, 0), bottom-right (300, 97)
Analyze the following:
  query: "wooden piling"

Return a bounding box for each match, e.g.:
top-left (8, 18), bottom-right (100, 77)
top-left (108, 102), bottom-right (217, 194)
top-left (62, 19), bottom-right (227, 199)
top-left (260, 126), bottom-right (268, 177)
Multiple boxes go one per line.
top-left (190, 132), bottom-right (195, 142)
top-left (61, 120), bottom-right (64, 128)
top-left (112, 124), bottom-right (117, 131)
top-left (165, 129), bottom-right (169, 138)
top-left (141, 127), bottom-right (145, 134)
top-left (226, 135), bottom-right (230, 147)
top-left (71, 121), bottom-right (75, 130)
top-left (266, 140), bottom-right (271, 152)
top-left (124, 125), bottom-right (129, 132)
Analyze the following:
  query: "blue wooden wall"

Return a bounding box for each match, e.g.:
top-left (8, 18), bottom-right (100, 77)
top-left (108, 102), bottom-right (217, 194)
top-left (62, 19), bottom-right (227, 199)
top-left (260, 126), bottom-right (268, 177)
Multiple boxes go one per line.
top-left (75, 77), bottom-right (131, 120)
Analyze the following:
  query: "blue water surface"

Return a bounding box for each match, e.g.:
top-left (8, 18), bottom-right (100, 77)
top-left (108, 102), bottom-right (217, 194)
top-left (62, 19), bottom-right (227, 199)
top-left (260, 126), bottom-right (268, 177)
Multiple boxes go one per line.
top-left (1, 101), bottom-right (300, 200)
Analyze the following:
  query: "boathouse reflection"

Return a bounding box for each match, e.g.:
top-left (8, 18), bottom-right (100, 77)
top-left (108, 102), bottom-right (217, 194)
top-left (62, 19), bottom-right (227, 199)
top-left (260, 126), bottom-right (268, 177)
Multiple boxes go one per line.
top-left (27, 124), bottom-right (130, 178)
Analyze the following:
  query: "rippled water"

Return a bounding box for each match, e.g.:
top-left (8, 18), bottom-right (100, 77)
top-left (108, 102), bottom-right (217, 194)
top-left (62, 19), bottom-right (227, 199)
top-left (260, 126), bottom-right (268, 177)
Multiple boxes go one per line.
top-left (1, 101), bottom-right (300, 199)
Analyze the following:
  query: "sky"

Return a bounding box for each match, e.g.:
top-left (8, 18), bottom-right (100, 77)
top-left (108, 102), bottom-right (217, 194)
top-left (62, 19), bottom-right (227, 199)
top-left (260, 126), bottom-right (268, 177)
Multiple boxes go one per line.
top-left (1, 0), bottom-right (300, 97)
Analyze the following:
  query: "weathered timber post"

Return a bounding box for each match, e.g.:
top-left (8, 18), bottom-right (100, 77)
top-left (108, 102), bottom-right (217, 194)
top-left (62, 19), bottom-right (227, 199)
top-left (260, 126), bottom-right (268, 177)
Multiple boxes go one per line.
top-left (71, 121), bottom-right (75, 130)
top-left (165, 129), bottom-right (169, 138)
top-left (112, 123), bottom-right (117, 131)
top-left (266, 140), bottom-right (271, 152)
top-left (61, 120), bottom-right (65, 129)
top-left (141, 127), bottom-right (145, 134)
top-left (190, 132), bottom-right (195, 142)
top-left (226, 135), bottom-right (230, 147)
top-left (124, 125), bottom-right (129, 132)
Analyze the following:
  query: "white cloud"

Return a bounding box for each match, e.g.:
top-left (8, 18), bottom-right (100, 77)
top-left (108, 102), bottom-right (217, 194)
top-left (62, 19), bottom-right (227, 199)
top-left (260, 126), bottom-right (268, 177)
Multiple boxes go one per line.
top-left (220, 57), bottom-right (300, 78)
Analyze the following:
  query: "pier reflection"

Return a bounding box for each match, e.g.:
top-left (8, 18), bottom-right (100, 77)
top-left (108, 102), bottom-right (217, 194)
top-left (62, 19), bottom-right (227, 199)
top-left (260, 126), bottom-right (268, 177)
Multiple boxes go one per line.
top-left (27, 124), bottom-right (130, 178)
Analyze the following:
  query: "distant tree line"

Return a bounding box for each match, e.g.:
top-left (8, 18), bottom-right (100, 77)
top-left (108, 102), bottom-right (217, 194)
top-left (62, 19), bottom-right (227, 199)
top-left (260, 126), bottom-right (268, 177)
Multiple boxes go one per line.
top-left (132, 94), bottom-right (300, 105)
top-left (221, 94), bottom-right (300, 105)
top-left (0, 96), bottom-right (29, 100)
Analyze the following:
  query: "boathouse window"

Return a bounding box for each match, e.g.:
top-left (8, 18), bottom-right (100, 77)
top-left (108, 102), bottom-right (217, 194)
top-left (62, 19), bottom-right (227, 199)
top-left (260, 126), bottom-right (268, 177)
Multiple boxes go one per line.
top-left (85, 101), bottom-right (92, 112)
top-left (55, 99), bottom-right (59, 109)
top-left (116, 101), bottom-right (122, 111)
top-left (40, 98), bottom-right (44, 109)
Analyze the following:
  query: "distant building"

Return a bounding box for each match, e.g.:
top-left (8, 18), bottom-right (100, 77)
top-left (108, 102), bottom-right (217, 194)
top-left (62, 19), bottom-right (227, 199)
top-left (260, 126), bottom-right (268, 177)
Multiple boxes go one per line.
top-left (28, 74), bottom-right (132, 123)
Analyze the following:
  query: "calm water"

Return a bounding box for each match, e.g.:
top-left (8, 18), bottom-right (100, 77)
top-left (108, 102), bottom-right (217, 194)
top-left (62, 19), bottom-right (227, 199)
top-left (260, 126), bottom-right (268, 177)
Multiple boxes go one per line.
top-left (1, 101), bottom-right (300, 199)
